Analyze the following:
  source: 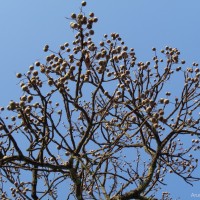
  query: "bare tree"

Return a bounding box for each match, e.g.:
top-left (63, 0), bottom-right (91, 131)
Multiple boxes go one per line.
top-left (0, 1), bottom-right (199, 200)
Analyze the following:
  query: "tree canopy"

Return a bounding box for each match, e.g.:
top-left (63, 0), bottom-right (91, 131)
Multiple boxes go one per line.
top-left (0, 1), bottom-right (200, 200)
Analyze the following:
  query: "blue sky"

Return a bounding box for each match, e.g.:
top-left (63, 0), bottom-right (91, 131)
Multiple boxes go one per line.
top-left (0, 0), bottom-right (200, 199)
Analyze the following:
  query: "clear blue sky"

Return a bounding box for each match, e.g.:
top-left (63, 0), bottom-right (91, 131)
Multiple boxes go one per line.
top-left (0, 0), bottom-right (200, 199)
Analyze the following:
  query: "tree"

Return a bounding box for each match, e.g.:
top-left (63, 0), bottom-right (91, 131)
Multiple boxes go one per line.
top-left (0, 1), bottom-right (200, 199)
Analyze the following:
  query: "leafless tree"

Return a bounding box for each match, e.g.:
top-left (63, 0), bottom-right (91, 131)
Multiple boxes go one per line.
top-left (0, 1), bottom-right (199, 200)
